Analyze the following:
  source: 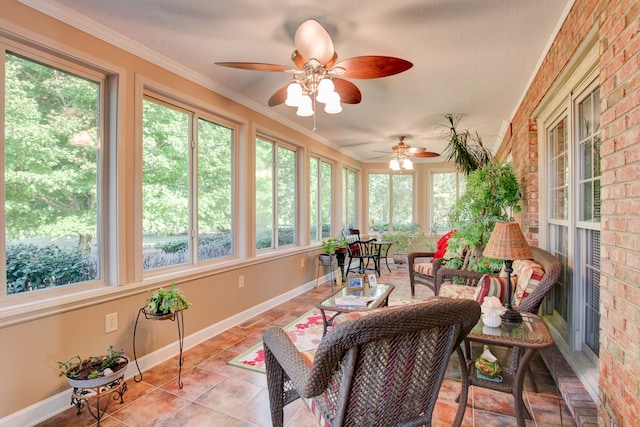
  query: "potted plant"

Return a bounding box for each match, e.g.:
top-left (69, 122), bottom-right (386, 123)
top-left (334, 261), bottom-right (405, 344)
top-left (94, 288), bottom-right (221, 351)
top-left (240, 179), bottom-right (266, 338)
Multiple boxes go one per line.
top-left (440, 113), bottom-right (493, 175)
top-left (145, 282), bottom-right (191, 319)
top-left (58, 345), bottom-right (129, 388)
top-left (319, 237), bottom-right (347, 266)
top-left (445, 161), bottom-right (522, 272)
top-left (381, 225), bottom-right (430, 265)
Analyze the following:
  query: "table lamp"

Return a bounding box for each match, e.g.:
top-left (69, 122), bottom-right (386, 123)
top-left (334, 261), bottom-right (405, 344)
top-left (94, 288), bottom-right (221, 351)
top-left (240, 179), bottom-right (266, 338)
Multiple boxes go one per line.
top-left (482, 222), bottom-right (533, 323)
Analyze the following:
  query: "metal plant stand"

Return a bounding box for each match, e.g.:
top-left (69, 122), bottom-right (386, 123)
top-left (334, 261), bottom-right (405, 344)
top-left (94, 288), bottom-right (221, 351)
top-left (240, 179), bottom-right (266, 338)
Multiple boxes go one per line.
top-left (132, 307), bottom-right (185, 389)
top-left (71, 376), bottom-right (126, 426)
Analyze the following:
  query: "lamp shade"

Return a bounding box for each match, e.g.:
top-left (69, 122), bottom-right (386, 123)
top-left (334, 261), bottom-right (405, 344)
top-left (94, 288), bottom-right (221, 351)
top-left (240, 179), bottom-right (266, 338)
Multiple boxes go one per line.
top-left (483, 222), bottom-right (532, 260)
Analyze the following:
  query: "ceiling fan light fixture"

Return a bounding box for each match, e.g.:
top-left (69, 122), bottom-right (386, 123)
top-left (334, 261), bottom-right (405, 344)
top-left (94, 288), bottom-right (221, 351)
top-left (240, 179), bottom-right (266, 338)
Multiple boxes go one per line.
top-left (402, 158), bottom-right (414, 170)
top-left (389, 158), bottom-right (401, 170)
top-left (316, 77), bottom-right (334, 103)
top-left (296, 94), bottom-right (314, 116)
top-left (324, 91), bottom-right (342, 114)
top-left (285, 81), bottom-right (303, 107)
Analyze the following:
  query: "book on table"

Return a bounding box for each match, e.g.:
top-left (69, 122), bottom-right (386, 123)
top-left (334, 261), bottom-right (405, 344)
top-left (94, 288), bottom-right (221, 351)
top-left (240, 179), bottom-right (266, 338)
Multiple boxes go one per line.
top-left (334, 295), bottom-right (376, 307)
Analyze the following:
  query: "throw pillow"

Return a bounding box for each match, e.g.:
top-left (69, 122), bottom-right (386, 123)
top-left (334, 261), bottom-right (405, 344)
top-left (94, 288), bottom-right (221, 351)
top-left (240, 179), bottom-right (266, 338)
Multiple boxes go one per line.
top-left (434, 230), bottom-right (456, 258)
top-left (473, 274), bottom-right (518, 304)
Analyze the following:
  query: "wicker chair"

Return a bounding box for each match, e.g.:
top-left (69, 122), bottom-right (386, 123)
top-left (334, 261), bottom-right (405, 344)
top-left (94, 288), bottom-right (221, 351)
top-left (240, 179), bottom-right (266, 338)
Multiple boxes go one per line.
top-left (263, 298), bottom-right (481, 427)
top-left (407, 251), bottom-right (440, 295)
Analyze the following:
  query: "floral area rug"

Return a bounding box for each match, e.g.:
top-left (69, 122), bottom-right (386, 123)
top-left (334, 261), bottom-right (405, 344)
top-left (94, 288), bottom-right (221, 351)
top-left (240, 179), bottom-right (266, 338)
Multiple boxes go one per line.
top-left (228, 298), bottom-right (415, 373)
top-left (228, 308), bottom-right (326, 373)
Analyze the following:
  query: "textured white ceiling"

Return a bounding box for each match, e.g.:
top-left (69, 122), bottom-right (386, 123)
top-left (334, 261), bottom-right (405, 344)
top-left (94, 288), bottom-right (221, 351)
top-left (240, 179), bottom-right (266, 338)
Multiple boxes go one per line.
top-left (25, 0), bottom-right (572, 162)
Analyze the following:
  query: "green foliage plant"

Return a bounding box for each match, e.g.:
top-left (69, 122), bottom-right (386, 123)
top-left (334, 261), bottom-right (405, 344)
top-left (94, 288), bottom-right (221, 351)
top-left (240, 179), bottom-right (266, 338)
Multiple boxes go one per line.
top-left (320, 236), bottom-right (347, 255)
top-left (445, 161), bottom-right (522, 272)
top-left (58, 346), bottom-right (126, 380)
top-left (381, 224), bottom-right (429, 255)
top-left (145, 282), bottom-right (191, 315)
top-left (441, 114), bottom-right (493, 175)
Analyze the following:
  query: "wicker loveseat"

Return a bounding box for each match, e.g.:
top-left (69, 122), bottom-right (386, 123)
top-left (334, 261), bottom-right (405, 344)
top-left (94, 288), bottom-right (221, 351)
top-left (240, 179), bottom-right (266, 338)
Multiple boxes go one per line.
top-left (435, 246), bottom-right (562, 392)
top-left (263, 298), bottom-right (481, 427)
top-left (436, 246), bottom-right (562, 316)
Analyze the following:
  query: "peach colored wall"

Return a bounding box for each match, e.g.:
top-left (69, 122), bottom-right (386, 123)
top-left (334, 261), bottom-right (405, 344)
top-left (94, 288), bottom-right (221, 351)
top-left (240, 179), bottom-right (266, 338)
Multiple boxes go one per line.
top-left (0, 1), bottom-right (359, 418)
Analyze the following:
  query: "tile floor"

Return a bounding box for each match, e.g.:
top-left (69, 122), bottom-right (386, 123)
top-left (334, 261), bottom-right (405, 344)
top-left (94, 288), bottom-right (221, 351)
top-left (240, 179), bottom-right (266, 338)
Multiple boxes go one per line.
top-left (37, 267), bottom-right (576, 426)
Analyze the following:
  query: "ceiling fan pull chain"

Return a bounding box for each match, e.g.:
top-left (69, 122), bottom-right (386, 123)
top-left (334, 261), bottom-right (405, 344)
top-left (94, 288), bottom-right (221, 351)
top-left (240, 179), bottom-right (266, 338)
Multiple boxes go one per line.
top-left (313, 91), bottom-right (317, 132)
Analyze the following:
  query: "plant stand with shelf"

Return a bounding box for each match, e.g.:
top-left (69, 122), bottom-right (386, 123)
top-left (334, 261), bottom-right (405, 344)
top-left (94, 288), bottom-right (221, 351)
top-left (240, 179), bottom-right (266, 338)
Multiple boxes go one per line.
top-left (70, 376), bottom-right (126, 426)
top-left (132, 307), bottom-right (186, 389)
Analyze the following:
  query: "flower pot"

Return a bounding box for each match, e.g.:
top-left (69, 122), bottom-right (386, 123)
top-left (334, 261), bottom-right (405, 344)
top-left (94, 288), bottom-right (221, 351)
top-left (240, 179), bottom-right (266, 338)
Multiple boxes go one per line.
top-left (66, 356), bottom-right (129, 389)
top-left (318, 254), bottom-right (335, 266)
top-left (393, 253), bottom-right (408, 265)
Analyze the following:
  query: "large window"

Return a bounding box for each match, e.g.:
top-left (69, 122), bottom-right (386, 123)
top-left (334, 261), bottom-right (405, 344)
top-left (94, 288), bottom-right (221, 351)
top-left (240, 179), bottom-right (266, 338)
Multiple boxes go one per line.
top-left (544, 81), bottom-right (601, 362)
top-left (342, 168), bottom-right (357, 230)
top-left (310, 157), bottom-right (332, 241)
top-left (142, 96), bottom-right (234, 271)
top-left (255, 137), bottom-right (297, 249)
top-left (368, 173), bottom-right (413, 232)
top-left (431, 172), bottom-right (465, 234)
top-left (4, 50), bottom-right (105, 294)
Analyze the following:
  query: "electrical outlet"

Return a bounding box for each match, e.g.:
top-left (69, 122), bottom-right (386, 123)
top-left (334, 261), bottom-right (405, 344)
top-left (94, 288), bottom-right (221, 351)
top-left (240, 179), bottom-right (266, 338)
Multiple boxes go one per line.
top-left (300, 258), bottom-right (305, 268)
top-left (105, 312), bottom-right (118, 333)
top-left (239, 275), bottom-right (245, 288)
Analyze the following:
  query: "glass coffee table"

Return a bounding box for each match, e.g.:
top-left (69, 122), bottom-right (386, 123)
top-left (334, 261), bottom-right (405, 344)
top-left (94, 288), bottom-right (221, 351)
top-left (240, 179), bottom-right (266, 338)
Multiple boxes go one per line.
top-left (315, 283), bottom-right (395, 335)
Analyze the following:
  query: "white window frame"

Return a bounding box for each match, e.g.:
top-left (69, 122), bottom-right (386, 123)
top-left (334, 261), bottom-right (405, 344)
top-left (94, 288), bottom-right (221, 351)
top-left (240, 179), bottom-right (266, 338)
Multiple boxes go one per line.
top-left (139, 90), bottom-right (239, 278)
top-left (0, 36), bottom-right (126, 327)
top-left (309, 155), bottom-right (334, 242)
top-left (534, 28), bottom-right (600, 401)
top-left (255, 134), bottom-right (298, 251)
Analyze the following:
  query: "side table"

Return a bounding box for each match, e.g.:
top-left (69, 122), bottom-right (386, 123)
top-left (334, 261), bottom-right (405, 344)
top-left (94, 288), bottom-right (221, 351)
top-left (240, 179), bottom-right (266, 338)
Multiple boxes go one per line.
top-left (71, 376), bottom-right (126, 426)
top-left (373, 241), bottom-right (393, 273)
top-left (132, 308), bottom-right (185, 389)
top-left (462, 312), bottom-right (554, 427)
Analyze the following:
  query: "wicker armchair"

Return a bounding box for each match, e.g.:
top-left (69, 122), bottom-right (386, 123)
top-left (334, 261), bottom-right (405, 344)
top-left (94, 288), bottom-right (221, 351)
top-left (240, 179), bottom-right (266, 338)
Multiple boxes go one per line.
top-left (263, 298), bottom-right (481, 427)
top-left (407, 251), bottom-right (440, 295)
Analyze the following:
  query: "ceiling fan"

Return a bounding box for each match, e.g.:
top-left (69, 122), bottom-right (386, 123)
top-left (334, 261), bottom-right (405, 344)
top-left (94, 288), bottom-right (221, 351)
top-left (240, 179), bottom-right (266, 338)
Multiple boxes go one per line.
top-left (215, 19), bottom-right (413, 117)
top-left (382, 136), bottom-right (439, 170)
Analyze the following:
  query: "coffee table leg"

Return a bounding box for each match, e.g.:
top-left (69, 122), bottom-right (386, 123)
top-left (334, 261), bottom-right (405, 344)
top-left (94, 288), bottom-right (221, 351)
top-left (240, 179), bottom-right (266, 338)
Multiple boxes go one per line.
top-left (319, 308), bottom-right (342, 336)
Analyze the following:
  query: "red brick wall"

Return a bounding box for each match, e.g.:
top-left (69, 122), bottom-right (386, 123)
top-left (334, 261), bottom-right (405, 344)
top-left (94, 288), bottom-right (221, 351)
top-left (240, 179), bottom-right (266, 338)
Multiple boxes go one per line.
top-left (598, 0), bottom-right (640, 424)
top-left (494, 0), bottom-right (640, 425)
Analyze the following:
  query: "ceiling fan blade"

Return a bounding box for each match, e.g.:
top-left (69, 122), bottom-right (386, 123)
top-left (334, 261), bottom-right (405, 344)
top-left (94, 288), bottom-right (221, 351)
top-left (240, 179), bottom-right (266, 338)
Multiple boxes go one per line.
top-left (294, 19), bottom-right (335, 65)
top-left (333, 78), bottom-right (362, 104)
top-left (408, 147), bottom-right (427, 154)
top-left (291, 50), bottom-right (307, 69)
top-left (215, 62), bottom-right (291, 72)
top-left (334, 56), bottom-right (413, 79)
top-left (268, 85), bottom-right (289, 106)
top-left (412, 151), bottom-right (440, 158)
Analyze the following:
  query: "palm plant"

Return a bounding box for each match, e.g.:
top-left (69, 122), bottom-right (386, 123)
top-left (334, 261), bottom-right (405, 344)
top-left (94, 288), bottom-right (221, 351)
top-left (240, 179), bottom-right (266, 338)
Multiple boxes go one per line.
top-left (441, 113), bottom-right (493, 175)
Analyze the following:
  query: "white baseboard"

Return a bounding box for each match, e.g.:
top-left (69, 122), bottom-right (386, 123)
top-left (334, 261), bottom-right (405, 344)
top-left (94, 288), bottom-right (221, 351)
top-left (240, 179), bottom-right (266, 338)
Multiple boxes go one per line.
top-left (0, 277), bottom-right (320, 427)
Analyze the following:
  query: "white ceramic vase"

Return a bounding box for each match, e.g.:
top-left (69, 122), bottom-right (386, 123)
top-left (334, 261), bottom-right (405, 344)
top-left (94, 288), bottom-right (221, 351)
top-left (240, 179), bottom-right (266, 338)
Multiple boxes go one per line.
top-left (482, 312), bottom-right (502, 328)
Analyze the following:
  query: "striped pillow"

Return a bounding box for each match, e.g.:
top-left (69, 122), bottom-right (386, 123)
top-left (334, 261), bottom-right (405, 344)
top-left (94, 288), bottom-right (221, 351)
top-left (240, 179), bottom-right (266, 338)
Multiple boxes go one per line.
top-left (513, 260), bottom-right (545, 306)
top-left (473, 274), bottom-right (517, 304)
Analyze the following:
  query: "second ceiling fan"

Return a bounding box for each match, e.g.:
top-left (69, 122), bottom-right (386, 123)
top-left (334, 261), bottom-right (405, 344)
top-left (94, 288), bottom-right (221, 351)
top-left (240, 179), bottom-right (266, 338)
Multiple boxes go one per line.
top-left (215, 19), bottom-right (413, 116)
top-left (383, 136), bottom-right (439, 170)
